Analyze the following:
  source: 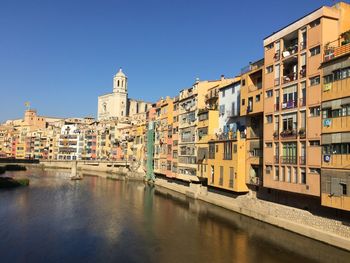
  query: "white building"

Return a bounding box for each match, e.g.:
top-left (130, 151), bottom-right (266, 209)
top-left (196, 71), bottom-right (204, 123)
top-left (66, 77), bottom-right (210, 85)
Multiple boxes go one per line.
top-left (218, 79), bottom-right (246, 134)
top-left (57, 124), bottom-right (84, 160)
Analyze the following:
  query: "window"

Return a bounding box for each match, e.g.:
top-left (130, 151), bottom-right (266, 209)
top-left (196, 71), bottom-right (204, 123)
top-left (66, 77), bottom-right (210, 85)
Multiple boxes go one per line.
top-left (210, 166), bottom-right (214, 184)
top-left (242, 79), bottom-right (246, 86)
top-left (266, 65), bottom-right (273, 74)
top-left (334, 67), bottom-right (350, 81)
top-left (309, 168), bottom-right (320, 174)
top-left (300, 169), bottom-right (306, 184)
top-left (266, 142), bottom-right (272, 148)
top-left (242, 99), bottom-right (245, 106)
top-left (173, 150), bottom-right (178, 158)
top-left (232, 86), bottom-right (235, 93)
top-left (266, 114), bottom-right (273, 123)
top-left (219, 166), bottom-right (224, 186)
top-left (222, 90), bottom-right (225, 97)
top-left (266, 43), bottom-right (274, 50)
top-left (324, 74), bottom-right (333, 84)
top-left (274, 166), bottom-right (279, 181)
top-left (310, 76), bottom-right (320, 86)
top-left (256, 94), bottom-right (260, 102)
top-left (293, 168), bottom-right (298, 184)
top-left (266, 90), bottom-right (273, 98)
top-left (229, 167), bottom-right (234, 188)
top-left (310, 106), bottom-right (320, 117)
top-left (309, 140), bottom-right (320, 146)
top-left (219, 105), bottom-right (225, 115)
top-left (224, 142), bottom-right (232, 160)
top-left (233, 144), bottom-right (237, 153)
top-left (198, 112), bottom-right (208, 121)
top-left (167, 145), bottom-right (172, 155)
top-left (310, 19), bottom-right (320, 28)
top-left (340, 183), bottom-right (347, 196)
top-left (309, 46), bottom-right (320, 56)
top-left (266, 165), bottom-right (272, 174)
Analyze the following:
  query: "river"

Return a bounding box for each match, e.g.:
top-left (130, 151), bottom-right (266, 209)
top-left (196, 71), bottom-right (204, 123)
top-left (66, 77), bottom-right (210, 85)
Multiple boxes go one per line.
top-left (0, 168), bottom-right (348, 263)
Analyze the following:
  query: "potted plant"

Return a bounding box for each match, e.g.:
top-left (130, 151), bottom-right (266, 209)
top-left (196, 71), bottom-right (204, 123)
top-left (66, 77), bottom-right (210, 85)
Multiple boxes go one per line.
top-left (341, 30), bottom-right (350, 46)
top-left (298, 128), bottom-right (306, 137)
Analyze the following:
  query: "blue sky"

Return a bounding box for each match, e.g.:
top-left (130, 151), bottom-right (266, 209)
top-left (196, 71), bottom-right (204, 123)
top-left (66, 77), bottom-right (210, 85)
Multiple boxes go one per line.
top-left (0, 0), bottom-right (336, 122)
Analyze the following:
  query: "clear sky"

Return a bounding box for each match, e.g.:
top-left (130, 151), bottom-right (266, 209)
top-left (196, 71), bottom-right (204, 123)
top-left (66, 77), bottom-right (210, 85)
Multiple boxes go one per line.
top-left (0, 0), bottom-right (338, 122)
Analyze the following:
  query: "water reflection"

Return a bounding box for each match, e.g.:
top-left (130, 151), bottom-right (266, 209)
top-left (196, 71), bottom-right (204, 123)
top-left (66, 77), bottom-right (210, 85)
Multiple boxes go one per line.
top-left (0, 168), bottom-right (348, 263)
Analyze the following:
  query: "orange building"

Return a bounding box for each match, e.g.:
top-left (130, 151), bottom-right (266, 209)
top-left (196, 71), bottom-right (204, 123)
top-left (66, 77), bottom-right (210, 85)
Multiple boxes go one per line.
top-left (263, 2), bottom-right (350, 202)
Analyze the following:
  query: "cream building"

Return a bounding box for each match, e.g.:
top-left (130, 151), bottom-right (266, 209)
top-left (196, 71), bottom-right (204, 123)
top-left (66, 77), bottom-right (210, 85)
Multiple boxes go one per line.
top-left (97, 68), bottom-right (151, 121)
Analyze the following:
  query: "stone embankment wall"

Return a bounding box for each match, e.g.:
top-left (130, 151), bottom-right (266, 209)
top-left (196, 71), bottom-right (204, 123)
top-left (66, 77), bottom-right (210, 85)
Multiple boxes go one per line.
top-left (38, 160), bottom-right (145, 179)
top-left (155, 178), bottom-right (350, 251)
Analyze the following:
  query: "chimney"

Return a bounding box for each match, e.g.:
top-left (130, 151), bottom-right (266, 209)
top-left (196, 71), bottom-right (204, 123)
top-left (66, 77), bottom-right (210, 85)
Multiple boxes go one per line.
top-left (221, 74), bottom-right (225, 81)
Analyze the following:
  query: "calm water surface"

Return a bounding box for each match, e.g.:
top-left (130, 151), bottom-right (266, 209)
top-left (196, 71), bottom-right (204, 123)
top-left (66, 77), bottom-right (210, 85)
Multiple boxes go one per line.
top-left (0, 168), bottom-right (349, 263)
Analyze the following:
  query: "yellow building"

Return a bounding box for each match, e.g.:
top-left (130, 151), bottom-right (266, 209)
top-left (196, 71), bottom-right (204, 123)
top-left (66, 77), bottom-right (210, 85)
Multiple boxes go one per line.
top-left (207, 131), bottom-right (248, 192)
top-left (197, 108), bottom-right (219, 179)
top-left (320, 30), bottom-right (350, 211)
top-left (153, 97), bottom-right (173, 177)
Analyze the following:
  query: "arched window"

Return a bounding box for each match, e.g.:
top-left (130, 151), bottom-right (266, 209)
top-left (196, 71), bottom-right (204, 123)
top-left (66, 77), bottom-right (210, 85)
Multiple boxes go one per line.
top-left (122, 80), bottom-right (124, 87)
top-left (117, 80), bottom-right (120, 87)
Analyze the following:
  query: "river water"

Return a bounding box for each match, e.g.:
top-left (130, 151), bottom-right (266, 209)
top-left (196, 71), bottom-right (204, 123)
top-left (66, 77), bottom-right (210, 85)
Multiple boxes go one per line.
top-left (0, 168), bottom-right (348, 263)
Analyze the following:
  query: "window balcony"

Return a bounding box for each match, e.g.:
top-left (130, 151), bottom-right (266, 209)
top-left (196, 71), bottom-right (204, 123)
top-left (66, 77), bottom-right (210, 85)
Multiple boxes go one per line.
top-left (300, 41), bottom-right (307, 51)
top-left (274, 155), bottom-right (279, 163)
top-left (280, 129), bottom-right (297, 139)
top-left (281, 156), bottom-right (297, 164)
top-left (299, 156), bottom-right (306, 165)
top-left (324, 33), bottom-right (350, 62)
top-left (273, 131), bottom-right (279, 139)
top-left (282, 44), bottom-right (298, 59)
top-left (299, 98), bottom-right (306, 107)
top-left (281, 100), bottom-right (297, 110)
top-left (205, 89), bottom-right (218, 102)
top-left (282, 73), bottom-right (298, 84)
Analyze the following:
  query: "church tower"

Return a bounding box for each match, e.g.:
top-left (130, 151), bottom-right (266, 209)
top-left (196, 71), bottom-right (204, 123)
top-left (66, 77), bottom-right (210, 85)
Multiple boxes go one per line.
top-left (113, 68), bottom-right (128, 93)
top-left (113, 68), bottom-right (128, 117)
top-left (97, 67), bottom-right (129, 121)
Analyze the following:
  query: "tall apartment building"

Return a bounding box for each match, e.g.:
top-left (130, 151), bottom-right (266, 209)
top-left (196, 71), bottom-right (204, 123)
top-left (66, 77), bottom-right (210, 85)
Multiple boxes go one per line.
top-left (240, 59), bottom-right (264, 190)
top-left (263, 2), bottom-right (350, 204)
top-left (321, 31), bottom-right (350, 211)
top-left (171, 97), bottom-right (179, 177)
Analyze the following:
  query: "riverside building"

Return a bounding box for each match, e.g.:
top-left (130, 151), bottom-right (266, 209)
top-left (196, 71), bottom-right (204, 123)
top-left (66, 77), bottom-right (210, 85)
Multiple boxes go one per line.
top-left (206, 78), bottom-right (248, 192)
top-left (240, 59), bottom-right (264, 192)
top-left (263, 1), bottom-right (350, 207)
top-left (321, 30), bottom-right (350, 211)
